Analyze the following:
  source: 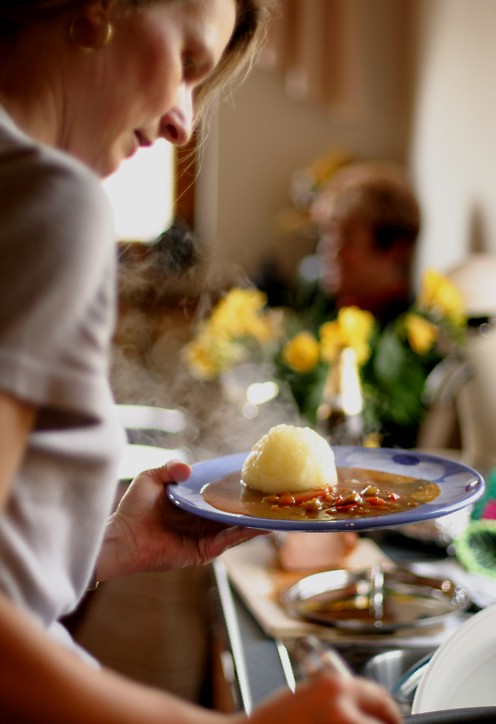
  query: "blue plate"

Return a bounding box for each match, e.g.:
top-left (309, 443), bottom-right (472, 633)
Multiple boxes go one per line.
top-left (167, 447), bottom-right (485, 531)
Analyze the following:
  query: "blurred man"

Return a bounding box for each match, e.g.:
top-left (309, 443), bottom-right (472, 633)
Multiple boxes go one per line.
top-left (295, 161), bottom-right (421, 329)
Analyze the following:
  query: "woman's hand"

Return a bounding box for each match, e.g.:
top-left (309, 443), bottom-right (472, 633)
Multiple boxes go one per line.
top-left (240, 674), bottom-right (402, 724)
top-left (96, 460), bottom-right (265, 582)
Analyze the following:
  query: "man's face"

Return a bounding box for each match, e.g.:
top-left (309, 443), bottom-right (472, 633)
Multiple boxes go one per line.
top-left (319, 216), bottom-right (391, 307)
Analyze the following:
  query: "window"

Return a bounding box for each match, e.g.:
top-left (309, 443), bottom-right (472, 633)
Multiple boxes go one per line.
top-left (103, 139), bottom-right (175, 242)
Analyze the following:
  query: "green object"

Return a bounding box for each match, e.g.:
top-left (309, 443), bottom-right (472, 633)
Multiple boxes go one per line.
top-left (454, 520), bottom-right (496, 578)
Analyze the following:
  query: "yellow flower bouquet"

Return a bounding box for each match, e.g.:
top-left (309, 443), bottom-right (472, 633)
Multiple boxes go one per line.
top-left (185, 270), bottom-right (467, 448)
top-left (184, 288), bottom-right (284, 380)
top-left (354, 269), bottom-right (467, 446)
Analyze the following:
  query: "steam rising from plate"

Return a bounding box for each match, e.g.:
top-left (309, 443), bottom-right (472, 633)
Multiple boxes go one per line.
top-left (112, 226), bottom-right (302, 459)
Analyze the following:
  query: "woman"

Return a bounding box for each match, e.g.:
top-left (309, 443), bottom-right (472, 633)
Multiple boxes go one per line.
top-left (0, 1), bottom-right (401, 722)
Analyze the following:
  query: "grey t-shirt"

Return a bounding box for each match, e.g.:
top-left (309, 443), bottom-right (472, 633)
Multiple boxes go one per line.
top-left (0, 109), bottom-right (125, 646)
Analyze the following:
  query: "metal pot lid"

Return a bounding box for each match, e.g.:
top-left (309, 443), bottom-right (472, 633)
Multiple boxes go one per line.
top-left (281, 565), bottom-right (470, 633)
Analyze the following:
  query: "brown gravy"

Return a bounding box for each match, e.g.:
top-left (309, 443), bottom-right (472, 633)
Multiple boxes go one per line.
top-left (202, 466), bottom-right (440, 521)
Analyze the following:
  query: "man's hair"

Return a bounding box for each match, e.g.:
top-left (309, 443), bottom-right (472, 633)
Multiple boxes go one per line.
top-left (323, 161), bottom-right (421, 252)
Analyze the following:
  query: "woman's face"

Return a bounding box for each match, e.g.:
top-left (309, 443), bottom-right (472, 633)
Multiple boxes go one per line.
top-left (65, 0), bottom-right (236, 176)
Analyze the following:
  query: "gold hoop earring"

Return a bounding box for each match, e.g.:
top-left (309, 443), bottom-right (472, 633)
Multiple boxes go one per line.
top-left (69, 16), bottom-right (113, 52)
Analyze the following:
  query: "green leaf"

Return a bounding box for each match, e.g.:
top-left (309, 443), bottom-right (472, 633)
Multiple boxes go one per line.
top-left (369, 329), bottom-right (407, 385)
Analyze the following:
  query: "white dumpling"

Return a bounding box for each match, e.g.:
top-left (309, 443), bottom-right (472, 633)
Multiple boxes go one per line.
top-left (241, 424), bottom-right (337, 494)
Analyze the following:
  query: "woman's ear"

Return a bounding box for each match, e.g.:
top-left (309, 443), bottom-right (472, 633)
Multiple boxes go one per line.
top-left (69, 1), bottom-right (114, 51)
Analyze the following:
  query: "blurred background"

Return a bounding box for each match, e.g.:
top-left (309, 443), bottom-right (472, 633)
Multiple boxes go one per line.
top-left (193, 0), bottom-right (496, 284)
top-left (107, 0), bottom-right (496, 289)
top-left (105, 0), bottom-right (496, 457)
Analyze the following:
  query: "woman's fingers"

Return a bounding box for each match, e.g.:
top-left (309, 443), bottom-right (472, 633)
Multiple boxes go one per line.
top-left (148, 458), bottom-right (192, 484)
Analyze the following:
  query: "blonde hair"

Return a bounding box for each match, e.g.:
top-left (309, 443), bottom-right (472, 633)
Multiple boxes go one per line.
top-left (194, 0), bottom-right (274, 124)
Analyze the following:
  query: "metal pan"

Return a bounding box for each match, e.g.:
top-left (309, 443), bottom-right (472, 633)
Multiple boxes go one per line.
top-left (281, 566), bottom-right (470, 633)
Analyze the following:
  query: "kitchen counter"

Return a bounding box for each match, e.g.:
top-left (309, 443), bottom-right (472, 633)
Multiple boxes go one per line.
top-left (211, 530), bottom-right (463, 713)
top-left (212, 560), bottom-right (295, 712)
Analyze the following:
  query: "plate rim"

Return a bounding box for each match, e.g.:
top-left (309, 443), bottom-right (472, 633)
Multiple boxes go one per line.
top-left (167, 446), bottom-right (485, 532)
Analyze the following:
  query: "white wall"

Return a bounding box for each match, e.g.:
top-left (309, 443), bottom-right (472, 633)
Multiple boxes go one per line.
top-left (410, 0), bottom-right (496, 277)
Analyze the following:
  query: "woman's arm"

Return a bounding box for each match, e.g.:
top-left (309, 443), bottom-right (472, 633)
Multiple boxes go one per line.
top-left (0, 392), bottom-right (220, 723)
top-left (0, 588), bottom-right (223, 724)
top-left (0, 590), bottom-right (401, 724)
top-left (0, 390), bottom-right (36, 509)
top-left (0, 392), bottom-right (400, 723)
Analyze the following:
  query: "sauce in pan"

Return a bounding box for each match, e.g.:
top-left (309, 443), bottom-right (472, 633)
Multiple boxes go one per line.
top-left (202, 466), bottom-right (440, 521)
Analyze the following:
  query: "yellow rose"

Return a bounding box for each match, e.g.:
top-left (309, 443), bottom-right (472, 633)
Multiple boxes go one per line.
top-left (319, 307), bottom-right (374, 365)
top-left (184, 336), bottom-right (220, 380)
top-left (319, 320), bottom-right (342, 364)
top-left (417, 269), bottom-right (465, 323)
top-left (338, 307), bottom-right (374, 364)
top-left (338, 306), bottom-right (375, 345)
top-left (184, 331), bottom-right (245, 380)
top-left (185, 288), bottom-right (286, 381)
top-left (243, 310), bottom-right (283, 344)
top-left (308, 150), bottom-right (351, 186)
top-left (282, 331), bottom-right (320, 373)
top-left (404, 313), bottom-right (438, 354)
top-left (352, 340), bottom-right (373, 366)
top-left (210, 288), bottom-right (269, 338)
